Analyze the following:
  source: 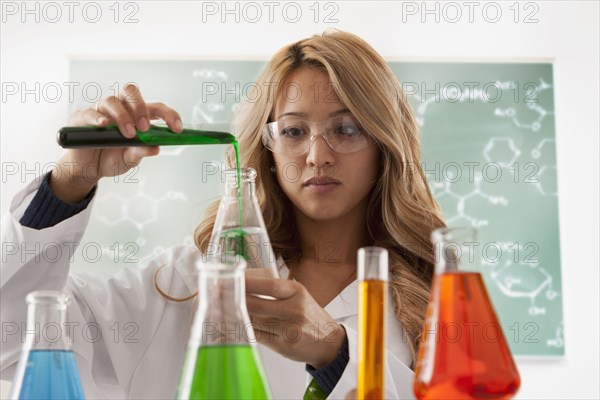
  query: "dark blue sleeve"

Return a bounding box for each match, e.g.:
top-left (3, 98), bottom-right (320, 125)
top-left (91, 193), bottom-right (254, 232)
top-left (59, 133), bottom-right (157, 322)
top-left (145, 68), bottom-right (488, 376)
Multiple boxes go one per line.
top-left (19, 171), bottom-right (97, 230)
top-left (305, 331), bottom-right (350, 396)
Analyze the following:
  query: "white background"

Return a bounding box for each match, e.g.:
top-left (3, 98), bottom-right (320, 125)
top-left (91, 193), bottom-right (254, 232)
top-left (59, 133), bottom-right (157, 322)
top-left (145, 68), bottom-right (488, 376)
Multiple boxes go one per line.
top-left (1, 1), bottom-right (599, 399)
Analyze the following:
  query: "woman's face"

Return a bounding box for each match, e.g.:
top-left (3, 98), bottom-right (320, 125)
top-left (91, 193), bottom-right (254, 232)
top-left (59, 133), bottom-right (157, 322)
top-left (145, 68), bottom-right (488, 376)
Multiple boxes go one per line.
top-left (270, 66), bottom-right (380, 222)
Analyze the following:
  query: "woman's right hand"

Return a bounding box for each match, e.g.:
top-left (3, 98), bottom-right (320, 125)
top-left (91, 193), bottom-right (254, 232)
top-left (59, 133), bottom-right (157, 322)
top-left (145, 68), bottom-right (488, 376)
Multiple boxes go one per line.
top-left (50, 84), bottom-right (182, 203)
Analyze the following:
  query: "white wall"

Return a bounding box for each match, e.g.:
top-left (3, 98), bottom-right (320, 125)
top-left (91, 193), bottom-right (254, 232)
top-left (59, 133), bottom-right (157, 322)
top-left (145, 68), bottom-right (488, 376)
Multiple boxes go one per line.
top-left (1, 1), bottom-right (598, 399)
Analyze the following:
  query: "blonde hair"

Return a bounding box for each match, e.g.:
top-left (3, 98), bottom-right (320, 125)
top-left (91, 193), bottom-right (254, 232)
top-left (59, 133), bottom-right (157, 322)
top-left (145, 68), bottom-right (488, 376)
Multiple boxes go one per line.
top-left (156, 29), bottom-right (446, 365)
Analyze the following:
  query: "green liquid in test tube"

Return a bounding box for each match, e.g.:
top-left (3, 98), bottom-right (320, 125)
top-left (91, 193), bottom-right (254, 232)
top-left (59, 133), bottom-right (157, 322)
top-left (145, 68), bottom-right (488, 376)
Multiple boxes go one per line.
top-left (57, 124), bottom-right (237, 147)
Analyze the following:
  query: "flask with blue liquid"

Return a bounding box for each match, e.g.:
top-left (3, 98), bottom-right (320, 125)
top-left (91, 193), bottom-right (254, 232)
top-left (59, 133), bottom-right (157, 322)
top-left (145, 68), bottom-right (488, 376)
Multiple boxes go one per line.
top-left (9, 291), bottom-right (85, 400)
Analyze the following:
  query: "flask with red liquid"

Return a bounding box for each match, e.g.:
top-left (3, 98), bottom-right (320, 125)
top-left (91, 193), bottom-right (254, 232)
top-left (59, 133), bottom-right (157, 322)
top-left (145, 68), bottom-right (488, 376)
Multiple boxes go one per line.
top-left (413, 227), bottom-right (520, 400)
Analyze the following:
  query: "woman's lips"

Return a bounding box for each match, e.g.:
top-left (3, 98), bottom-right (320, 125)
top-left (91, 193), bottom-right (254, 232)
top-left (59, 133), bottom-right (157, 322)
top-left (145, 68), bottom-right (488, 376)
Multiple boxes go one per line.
top-left (304, 182), bottom-right (340, 193)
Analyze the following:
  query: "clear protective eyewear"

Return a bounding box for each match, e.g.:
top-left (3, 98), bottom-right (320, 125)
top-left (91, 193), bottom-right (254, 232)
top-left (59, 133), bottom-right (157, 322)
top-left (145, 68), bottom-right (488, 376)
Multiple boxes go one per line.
top-left (262, 114), bottom-right (371, 157)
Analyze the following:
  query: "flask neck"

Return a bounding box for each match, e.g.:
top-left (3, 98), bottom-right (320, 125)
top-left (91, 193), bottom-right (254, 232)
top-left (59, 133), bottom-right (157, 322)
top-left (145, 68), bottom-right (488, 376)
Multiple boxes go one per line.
top-left (189, 265), bottom-right (255, 348)
top-left (432, 227), bottom-right (479, 275)
top-left (25, 301), bottom-right (71, 351)
top-left (218, 169), bottom-right (262, 227)
top-left (224, 174), bottom-right (256, 201)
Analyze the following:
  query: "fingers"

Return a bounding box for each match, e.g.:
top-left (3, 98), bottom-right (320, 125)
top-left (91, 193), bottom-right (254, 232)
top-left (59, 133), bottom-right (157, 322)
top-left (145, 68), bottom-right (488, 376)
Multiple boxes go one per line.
top-left (69, 108), bottom-right (110, 127)
top-left (147, 102), bottom-right (183, 132)
top-left (122, 146), bottom-right (160, 167)
top-left (71, 85), bottom-right (183, 139)
top-left (250, 316), bottom-right (284, 340)
top-left (97, 84), bottom-right (177, 138)
top-left (246, 294), bottom-right (289, 319)
top-left (245, 281), bottom-right (315, 321)
top-left (119, 83), bottom-right (150, 132)
top-left (245, 276), bottom-right (298, 300)
top-left (96, 96), bottom-right (137, 138)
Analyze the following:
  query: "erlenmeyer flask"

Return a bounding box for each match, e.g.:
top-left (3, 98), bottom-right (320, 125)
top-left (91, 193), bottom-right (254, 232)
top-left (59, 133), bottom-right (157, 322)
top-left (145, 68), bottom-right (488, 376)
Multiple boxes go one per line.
top-left (209, 167), bottom-right (279, 278)
top-left (176, 259), bottom-right (271, 399)
top-left (413, 227), bottom-right (520, 400)
top-left (9, 291), bottom-right (85, 400)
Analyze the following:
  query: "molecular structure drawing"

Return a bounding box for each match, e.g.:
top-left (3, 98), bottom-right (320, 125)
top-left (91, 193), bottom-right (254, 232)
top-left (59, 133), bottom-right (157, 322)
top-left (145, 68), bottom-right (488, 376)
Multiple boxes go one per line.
top-left (416, 74), bottom-right (560, 336)
top-left (192, 68), bottom-right (233, 129)
top-left (531, 138), bottom-right (558, 196)
top-left (483, 137), bottom-right (522, 168)
top-left (484, 242), bottom-right (559, 316)
top-left (412, 78), bottom-right (553, 132)
top-left (493, 78), bottom-right (553, 132)
top-left (546, 320), bottom-right (564, 349)
top-left (94, 174), bottom-right (187, 247)
top-left (531, 138), bottom-right (555, 159)
top-left (430, 171), bottom-right (509, 228)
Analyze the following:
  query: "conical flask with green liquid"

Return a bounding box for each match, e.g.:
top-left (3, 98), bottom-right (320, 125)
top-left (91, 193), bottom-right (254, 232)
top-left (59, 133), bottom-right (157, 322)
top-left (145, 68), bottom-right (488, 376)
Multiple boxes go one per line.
top-left (176, 259), bottom-right (271, 400)
top-left (208, 167), bottom-right (279, 279)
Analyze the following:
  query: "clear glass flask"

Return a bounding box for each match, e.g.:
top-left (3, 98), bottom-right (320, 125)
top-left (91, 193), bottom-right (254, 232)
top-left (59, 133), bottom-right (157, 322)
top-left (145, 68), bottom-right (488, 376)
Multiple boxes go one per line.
top-left (357, 247), bottom-right (388, 400)
top-left (176, 259), bottom-right (271, 399)
top-left (413, 227), bottom-right (521, 400)
top-left (209, 167), bottom-right (279, 278)
top-left (9, 291), bottom-right (85, 400)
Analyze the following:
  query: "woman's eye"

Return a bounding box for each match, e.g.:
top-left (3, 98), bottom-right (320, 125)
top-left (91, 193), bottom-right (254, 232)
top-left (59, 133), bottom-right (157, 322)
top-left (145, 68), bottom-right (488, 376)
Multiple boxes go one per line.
top-left (281, 126), bottom-right (306, 138)
top-left (336, 123), bottom-right (362, 137)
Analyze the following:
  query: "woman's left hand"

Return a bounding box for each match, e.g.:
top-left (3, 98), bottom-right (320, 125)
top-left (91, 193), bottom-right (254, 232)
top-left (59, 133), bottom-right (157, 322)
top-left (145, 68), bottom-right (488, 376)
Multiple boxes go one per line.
top-left (245, 277), bottom-right (346, 369)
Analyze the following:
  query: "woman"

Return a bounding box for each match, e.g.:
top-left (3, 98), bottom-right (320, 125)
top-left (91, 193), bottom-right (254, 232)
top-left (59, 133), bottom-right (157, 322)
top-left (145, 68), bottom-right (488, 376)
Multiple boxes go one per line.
top-left (0, 29), bottom-right (445, 399)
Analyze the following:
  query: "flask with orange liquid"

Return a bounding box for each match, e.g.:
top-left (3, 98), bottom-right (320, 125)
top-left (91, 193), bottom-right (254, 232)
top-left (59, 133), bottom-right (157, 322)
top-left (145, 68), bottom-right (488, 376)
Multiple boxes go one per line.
top-left (413, 227), bottom-right (521, 400)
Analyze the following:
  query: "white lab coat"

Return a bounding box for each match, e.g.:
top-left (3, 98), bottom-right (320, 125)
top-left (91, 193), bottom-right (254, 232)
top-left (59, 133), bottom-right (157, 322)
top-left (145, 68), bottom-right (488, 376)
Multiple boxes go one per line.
top-left (0, 177), bottom-right (416, 399)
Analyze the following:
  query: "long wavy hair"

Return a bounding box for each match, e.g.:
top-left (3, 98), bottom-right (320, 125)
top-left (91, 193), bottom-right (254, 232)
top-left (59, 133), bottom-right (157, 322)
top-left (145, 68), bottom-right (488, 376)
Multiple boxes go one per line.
top-left (156, 29), bottom-right (446, 364)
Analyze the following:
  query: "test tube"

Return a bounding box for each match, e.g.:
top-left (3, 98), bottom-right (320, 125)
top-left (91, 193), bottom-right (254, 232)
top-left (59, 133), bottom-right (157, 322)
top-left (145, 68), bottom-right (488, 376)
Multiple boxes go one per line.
top-left (357, 246), bottom-right (388, 400)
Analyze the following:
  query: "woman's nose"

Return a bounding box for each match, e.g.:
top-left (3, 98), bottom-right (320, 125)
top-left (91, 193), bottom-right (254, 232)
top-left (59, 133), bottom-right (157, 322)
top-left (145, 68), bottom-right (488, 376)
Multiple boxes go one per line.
top-left (305, 134), bottom-right (335, 168)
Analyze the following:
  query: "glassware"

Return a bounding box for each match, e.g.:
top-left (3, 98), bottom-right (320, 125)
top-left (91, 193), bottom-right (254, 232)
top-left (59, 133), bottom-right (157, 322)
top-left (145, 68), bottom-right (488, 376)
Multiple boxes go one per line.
top-left (57, 124), bottom-right (236, 148)
top-left (413, 227), bottom-right (521, 400)
top-left (357, 247), bottom-right (389, 400)
top-left (9, 291), bottom-right (85, 400)
top-left (262, 115), bottom-right (370, 156)
top-left (176, 259), bottom-right (271, 399)
top-left (208, 167), bottom-right (279, 278)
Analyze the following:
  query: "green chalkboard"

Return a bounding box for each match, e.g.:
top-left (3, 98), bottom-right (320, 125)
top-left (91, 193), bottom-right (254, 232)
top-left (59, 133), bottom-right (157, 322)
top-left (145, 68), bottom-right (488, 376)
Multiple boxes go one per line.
top-left (69, 59), bottom-right (563, 356)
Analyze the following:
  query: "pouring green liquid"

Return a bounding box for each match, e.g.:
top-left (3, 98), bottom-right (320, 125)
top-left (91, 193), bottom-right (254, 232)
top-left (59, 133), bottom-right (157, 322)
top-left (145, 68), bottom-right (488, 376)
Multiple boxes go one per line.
top-left (57, 124), bottom-right (249, 259)
top-left (57, 124), bottom-right (237, 147)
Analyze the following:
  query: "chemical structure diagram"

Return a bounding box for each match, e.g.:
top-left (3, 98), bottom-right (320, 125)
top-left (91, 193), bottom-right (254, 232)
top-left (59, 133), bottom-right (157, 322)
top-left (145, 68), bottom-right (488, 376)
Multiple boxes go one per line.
top-left (488, 243), bottom-right (563, 348)
top-left (421, 76), bottom-right (556, 226)
top-left (136, 235), bottom-right (197, 266)
top-left (94, 174), bottom-right (187, 257)
top-left (483, 241), bottom-right (559, 316)
top-left (546, 320), bottom-right (564, 349)
top-left (416, 76), bottom-right (557, 221)
top-left (91, 68), bottom-right (234, 265)
top-left (191, 68), bottom-right (233, 129)
top-left (493, 78), bottom-right (553, 132)
top-left (530, 138), bottom-right (558, 196)
top-left (416, 75), bottom-right (561, 338)
top-left (412, 78), bottom-right (553, 132)
top-left (429, 172), bottom-right (509, 228)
